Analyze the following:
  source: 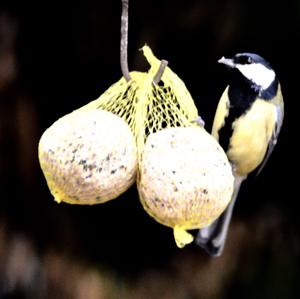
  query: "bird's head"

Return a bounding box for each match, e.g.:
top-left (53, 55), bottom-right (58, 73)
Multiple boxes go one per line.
top-left (218, 53), bottom-right (276, 93)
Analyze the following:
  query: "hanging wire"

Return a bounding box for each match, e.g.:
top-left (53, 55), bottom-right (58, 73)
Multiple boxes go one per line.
top-left (120, 0), bottom-right (168, 84)
top-left (120, 0), bottom-right (131, 81)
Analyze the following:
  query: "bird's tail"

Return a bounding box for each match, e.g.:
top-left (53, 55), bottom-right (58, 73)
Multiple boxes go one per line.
top-left (195, 175), bottom-right (245, 257)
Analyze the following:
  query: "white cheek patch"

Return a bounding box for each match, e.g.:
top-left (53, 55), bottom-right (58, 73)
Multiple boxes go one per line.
top-left (236, 63), bottom-right (275, 90)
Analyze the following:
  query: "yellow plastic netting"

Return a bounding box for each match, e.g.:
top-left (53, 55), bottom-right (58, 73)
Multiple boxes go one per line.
top-left (78, 45), bottom-right (233, 247)
top-left (77, 45), bottom-right (199, 160)
top-left (39, 45), bottom-right (234, 248)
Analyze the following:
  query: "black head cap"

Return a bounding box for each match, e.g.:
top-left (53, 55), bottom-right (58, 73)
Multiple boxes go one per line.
top-left (232, 53), bottom-right (273, 70)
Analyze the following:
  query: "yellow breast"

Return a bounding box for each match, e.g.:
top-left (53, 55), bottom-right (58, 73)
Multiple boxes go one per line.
top-left (227, 99), bottom-right (277, 176)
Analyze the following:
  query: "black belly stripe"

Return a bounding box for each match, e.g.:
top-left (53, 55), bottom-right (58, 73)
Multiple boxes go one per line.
top-left (218, 75), bottom-right (257, 152)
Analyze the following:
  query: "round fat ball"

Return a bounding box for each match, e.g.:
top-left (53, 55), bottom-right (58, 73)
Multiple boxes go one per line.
top-left (138, 127), bottom-right (234, 232)
top-left (39, 109), bottom-right (138, 204)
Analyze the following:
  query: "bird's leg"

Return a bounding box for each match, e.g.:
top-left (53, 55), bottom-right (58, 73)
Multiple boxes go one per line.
top-left (192, 116), bottom-right (205, 127)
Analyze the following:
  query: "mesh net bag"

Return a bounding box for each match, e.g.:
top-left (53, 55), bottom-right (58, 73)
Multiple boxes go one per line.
top-left (78, 45), bottom-right (199, 160)
top-left (39, 45), bottom-right (234, 247)
top-left (81, 46), bottom-right (233, 247)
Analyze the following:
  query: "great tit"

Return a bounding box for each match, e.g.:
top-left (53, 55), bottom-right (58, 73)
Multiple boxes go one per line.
top-left (195, 52), bottom-right (284, 257)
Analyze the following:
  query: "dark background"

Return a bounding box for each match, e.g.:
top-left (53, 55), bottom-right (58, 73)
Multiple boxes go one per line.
top-left (0, 0), bottom-right (299, 298)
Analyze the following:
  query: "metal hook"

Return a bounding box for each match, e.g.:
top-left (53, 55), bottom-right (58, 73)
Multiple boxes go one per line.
top-left (153, 59), bottom-right (168, 85)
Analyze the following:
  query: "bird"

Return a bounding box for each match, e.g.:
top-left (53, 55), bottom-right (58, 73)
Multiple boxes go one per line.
top-left (195, 52), bottom-right (284, 257)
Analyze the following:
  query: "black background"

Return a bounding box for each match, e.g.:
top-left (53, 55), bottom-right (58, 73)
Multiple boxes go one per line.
top-left (0, 0), bottom-right (299, 298)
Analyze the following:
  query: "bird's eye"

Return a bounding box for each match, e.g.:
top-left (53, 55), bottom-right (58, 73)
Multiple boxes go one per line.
top-left (235, 55), bottom-right (253, 65)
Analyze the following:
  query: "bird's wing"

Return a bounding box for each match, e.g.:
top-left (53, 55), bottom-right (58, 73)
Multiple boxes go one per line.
top-left (256, 97), bottom-right (284, 176)
top-left (211, 86), bottom-right (230, 139)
